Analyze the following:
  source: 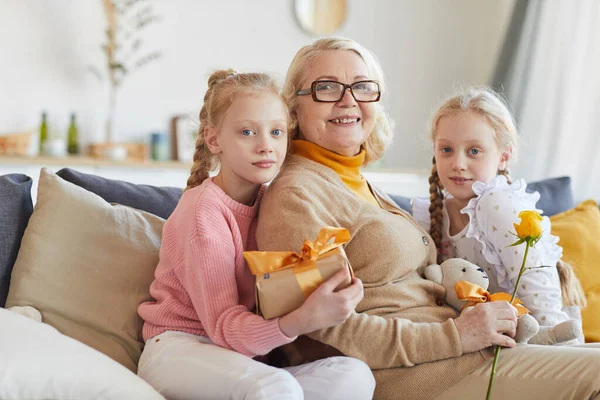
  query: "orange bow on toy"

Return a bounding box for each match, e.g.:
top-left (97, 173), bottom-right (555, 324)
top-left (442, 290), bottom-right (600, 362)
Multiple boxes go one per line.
top-left (244, 227), bottom-right (351, 298)
top-left (455, 281), bottom-right (530, 316)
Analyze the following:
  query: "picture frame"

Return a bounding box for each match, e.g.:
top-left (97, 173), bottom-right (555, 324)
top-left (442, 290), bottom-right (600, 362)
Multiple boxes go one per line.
top-left (170, 113), bottom-right (198, 163)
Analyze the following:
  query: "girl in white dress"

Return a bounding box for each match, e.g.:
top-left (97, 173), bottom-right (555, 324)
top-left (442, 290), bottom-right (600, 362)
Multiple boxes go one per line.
top-left (417, 87), bottom-right (586, 344)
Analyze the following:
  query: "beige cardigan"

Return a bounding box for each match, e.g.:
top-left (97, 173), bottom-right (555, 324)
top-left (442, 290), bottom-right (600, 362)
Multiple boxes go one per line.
top-left (256, 154), bottom-right (491, 399)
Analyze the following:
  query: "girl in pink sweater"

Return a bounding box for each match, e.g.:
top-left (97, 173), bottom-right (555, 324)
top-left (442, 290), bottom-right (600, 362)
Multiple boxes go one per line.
top-left (137, 69), bottom-right (374, 400)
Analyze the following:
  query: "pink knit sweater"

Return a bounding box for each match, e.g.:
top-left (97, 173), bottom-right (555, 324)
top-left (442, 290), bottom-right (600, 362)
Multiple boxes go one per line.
top-left (138, 178), bottom-right (295, 357)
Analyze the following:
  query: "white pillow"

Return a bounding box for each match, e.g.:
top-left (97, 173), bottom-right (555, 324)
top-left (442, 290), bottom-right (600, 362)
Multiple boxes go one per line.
top-left (0, 308), bottom-right (164, 400)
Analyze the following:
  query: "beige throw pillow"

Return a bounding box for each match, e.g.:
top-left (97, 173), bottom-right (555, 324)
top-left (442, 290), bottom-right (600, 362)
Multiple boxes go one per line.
top-left (6, 168), bottom-right (164, 372)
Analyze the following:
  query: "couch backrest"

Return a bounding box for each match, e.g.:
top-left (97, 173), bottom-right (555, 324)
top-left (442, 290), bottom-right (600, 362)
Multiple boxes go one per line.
top-left (0, 174), bottom-right (33, 307)
top-left (56, 168), bottom-right (182, 220)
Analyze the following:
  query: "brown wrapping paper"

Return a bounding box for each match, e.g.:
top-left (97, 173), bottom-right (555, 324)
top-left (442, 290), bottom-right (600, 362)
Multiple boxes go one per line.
top-left (255, 246), bottom-right (352, 319)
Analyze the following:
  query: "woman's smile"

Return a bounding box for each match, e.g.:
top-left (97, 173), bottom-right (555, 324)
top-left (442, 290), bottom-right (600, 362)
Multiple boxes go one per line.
top-left (329, 115), bottom-right (361, 126)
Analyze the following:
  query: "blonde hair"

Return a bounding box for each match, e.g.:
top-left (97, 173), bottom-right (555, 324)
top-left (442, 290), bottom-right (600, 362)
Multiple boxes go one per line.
top-left (185, 69), bottom-right (287, 191)
top-left (428, 87), bottom-right (518, 258)
top-left (557, 260), bottom-right (587, 308)
top-left (282, 37), bottom-right (393, 165)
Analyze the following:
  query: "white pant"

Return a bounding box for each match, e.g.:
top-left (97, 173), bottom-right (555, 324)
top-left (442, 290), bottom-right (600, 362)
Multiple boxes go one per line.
top-left (137, 331), bottom-right (375, 400)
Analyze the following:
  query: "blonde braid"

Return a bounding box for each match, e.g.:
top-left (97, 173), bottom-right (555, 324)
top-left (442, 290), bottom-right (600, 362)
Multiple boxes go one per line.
top-left (498, 168), bottom-right (512, 184)
top-left (185, 104), bottom-right (212, 191)
top-left (428, 158), bottom-right (445, 262)
top-left (185, 70), bottom-right (236, 191)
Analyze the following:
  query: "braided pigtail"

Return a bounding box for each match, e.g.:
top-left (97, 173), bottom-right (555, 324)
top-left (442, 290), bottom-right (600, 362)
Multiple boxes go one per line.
top-left (185, 70), bottom-right (235, 191)
top-left (498, 168), bottom-right (513, 184)
top-left (428, 157), bottom-right (445, 263)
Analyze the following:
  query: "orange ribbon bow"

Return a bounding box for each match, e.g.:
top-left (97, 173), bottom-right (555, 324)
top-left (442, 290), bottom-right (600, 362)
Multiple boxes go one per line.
top-left (244, 227), bottom-right (351, 298)
top-left (455, 281), bottom-right (530, 316)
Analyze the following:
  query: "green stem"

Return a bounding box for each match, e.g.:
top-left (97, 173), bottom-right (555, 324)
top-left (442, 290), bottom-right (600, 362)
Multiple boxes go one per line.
top-left (511, 241), bottom-right (531, 303)
top-left (485, 240), bottom-right (531, 400)
top-left (485, 345), bottom-right (502, 400)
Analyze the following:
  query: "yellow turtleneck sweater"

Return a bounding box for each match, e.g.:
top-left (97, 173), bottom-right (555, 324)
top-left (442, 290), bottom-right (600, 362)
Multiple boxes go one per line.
top-left (290, 140), bottom-right (379, 207)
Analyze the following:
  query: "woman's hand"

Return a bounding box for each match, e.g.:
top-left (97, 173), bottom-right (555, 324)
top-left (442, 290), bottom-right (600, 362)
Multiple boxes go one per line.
top-left (278, 268), bottom-right (363, 338)
top-left (453, 301), bottom-right (518, 354)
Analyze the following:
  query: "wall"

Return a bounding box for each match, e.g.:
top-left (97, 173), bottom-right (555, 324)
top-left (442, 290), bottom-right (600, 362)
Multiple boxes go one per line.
top-left (0, 0), bottom-right (515, 172)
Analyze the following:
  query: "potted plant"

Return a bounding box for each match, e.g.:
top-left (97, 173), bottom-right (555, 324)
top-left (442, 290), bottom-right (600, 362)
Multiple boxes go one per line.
top-left (89, 0), bottom-right (162, 160)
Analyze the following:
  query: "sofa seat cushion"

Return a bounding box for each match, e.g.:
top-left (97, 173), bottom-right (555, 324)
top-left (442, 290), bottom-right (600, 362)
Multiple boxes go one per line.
top-left (0, 307), bottom-right (164, 399)
top-left (56, 167), bottom-right (182, 219)
top-left (6, 168), bottom-right (164, 372)
top-left (0, 174), bottom-right (33, 307)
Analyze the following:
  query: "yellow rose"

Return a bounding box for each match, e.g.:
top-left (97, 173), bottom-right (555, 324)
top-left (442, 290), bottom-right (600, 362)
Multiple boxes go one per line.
top-left (513, 210), bottom-right (543, 239)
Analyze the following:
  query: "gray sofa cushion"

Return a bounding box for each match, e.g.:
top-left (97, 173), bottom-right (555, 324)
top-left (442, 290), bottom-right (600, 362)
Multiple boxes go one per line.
top-left (388, 193), bottom-right (412, 213)
top-left (527, 176), bottom-right (574, 217)
top-left (56, 168), bottom-right (183, 220)
top-left (0, 174), bottom-right (33, 307)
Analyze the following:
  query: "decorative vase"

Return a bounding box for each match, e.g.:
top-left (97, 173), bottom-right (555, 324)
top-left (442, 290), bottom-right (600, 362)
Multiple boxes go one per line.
top-left (105, 82), bottom-right (117, 145)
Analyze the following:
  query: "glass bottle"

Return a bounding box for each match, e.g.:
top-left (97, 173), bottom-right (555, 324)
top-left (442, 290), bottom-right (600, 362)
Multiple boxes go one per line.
top-left (39, 112), bottom-right (48, 154)
top-left (67, 113), bottom-right (79, 155)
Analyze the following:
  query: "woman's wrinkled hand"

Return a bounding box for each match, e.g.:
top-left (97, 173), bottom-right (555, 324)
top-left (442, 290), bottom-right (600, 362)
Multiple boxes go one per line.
top-left (453, 301), bottom-right (518, 354)
top-left (279, 268), bottom-right (363, 338)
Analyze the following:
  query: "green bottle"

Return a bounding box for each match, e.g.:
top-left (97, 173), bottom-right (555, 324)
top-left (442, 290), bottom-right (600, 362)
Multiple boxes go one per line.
top-left (39, 112), bottom-right (48, 154)
top-left (67, 113), bottom-right (79, 155)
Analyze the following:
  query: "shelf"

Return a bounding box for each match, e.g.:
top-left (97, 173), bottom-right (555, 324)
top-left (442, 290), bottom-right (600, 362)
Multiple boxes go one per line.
top-left (0, 155), bottom-right (191, 170)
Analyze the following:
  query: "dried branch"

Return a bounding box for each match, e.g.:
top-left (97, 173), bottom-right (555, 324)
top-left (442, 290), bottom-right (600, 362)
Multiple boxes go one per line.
top-left (115, 0), bottom-right (151, 15)
top-left (89, 0), bottom-right (161, 86)
top-left (134, 51), bottom-right (162, 70)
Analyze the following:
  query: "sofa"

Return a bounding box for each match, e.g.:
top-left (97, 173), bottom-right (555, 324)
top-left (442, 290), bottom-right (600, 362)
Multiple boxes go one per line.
top-left (1, 168), bottom-right (598, 399)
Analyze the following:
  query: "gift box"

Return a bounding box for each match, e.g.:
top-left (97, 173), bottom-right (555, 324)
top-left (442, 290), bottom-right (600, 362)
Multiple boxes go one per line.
top-left (244, 227), bottom-right (353, 320)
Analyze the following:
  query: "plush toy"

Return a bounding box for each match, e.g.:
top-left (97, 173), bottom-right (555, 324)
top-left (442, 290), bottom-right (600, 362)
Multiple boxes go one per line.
top-left (423, 258), bottom-right (581, 345)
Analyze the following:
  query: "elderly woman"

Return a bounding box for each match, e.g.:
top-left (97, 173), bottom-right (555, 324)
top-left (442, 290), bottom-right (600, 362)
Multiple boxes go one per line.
top-left (256, 37), bottom-right (600, 400)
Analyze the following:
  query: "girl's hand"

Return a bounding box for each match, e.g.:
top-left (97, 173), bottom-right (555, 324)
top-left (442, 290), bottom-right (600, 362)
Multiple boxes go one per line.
top-left (278, 268), bottom-right (363, 338)
top-left (453, 301), bottom-right (518, 354)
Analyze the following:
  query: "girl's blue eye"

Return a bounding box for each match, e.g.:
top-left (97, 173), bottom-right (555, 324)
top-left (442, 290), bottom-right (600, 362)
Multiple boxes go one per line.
top-left (242, 129), bottom-right (253, 136)
top-left (271, 129), bottom-right (283, 137)
top-left (441, 147), bottom-right (452, 153)
top-left (469, 149), bottom-right (481, 155)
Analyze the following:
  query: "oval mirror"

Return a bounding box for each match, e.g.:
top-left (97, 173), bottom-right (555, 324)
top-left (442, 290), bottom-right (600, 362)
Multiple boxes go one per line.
top-left (294, 0), bottom-right (347, 36)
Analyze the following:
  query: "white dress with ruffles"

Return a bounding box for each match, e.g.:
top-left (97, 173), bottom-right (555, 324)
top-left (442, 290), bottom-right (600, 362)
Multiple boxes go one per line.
top-left (413, 175), bottom-right (576, 327)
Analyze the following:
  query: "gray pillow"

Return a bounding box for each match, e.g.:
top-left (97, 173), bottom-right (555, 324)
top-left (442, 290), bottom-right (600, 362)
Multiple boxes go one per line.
top-left (527, 176), bottom-right (574, 217)
top-left (56, 168), bottom-right (182, 220)
top-left (387, 193), bottom-right (412, 213)
top-left (0, 174), bottom-right (33, 307)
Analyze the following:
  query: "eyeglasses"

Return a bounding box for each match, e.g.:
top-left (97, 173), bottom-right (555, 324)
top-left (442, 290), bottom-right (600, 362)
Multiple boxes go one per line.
top-left (296, 80), bottom-right (381, 103)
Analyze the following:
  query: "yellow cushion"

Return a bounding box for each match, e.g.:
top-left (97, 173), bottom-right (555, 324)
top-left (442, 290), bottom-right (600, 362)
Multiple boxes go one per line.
top-left (6, 168), bottom-right (164, 371)
top-left (550, 199), bottom-right (600, 342)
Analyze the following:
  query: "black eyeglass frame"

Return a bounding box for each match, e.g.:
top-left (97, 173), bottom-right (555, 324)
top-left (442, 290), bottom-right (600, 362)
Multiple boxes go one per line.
top-left (296, 80), bottom-right (381, 103)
